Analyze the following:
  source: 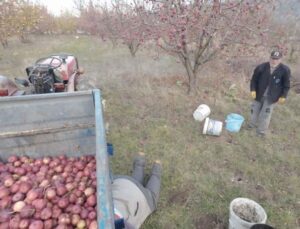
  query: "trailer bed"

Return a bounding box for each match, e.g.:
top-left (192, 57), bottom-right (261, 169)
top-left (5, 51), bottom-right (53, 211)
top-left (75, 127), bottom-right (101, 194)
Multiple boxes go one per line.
top-left (0, 90), bottom-right (114, 229)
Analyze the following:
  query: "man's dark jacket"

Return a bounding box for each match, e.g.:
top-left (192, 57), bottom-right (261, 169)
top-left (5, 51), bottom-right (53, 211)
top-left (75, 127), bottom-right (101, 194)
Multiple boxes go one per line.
top-left (250, 62), bottom-right (291, 103)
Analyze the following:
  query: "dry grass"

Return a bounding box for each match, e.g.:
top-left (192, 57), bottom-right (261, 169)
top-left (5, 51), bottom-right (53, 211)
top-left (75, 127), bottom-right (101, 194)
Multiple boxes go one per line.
top-left (1, 35), bottom-right (300, 229)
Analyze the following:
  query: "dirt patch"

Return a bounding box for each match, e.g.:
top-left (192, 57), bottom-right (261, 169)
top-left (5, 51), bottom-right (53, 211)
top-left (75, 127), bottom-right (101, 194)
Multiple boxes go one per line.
top-left (235, 169), bottom-right (244, 180)
top-left (149, 75), bottom-right (187, 87)
top-left (233, 203), bottom-right (262, 223)
top-left (291, 67), bottom-right (300, 94)
top-left (76, 77), bottom-right (96, 91)
top-left (293, 82), bottom-right (300, 94)
top-left (253, 184), bottom-right (275, 202)
top-left (193, 214), bottom-right (225, 229)
top-left (168, 188), bottom-right (191, 205)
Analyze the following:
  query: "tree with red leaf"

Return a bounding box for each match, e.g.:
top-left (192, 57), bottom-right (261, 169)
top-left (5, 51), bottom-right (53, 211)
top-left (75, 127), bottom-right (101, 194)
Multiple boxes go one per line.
top-left (95, 0), bottom-right (149, 56)
top-left (79, 1), bottom-right (102, 36)
top-left (143, 0), bottom-right (275, 93)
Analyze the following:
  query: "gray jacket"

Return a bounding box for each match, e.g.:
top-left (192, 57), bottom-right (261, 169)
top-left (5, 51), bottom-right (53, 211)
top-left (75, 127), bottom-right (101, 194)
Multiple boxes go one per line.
top-left (112, 176), bottom-right (153, 229)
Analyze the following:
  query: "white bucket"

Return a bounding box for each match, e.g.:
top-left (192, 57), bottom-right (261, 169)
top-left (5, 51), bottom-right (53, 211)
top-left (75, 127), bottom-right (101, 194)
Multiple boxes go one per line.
top-left (193, 104), bottom-right (211, 122)
top-left (203, 117), bottom-right (223, 136)
top-left (229, 198), bottom-right (267, 229)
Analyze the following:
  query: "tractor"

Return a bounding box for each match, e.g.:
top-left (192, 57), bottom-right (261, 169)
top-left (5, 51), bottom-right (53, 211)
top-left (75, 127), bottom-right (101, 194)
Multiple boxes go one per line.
top-left (0, 53), bottom-right (84, 96)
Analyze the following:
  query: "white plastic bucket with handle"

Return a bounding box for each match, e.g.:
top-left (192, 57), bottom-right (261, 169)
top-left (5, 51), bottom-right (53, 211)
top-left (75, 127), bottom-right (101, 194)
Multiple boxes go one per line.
top-left (229, 198), bottom-right (267, 229)
top-left (202, 117), bottom-right (223, 136)
top-left (193, 104), bottom-right (211, 122)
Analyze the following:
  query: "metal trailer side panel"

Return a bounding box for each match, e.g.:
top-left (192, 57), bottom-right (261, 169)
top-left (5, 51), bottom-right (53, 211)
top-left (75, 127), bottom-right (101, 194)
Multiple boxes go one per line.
top-left (94, 90), bottom-right (115, 229)
top-left (0, 90), bottom-right (115, 229)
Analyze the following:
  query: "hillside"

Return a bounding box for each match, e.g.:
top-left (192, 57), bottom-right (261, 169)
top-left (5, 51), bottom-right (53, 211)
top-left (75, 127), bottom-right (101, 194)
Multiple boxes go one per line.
top-left (0, 35), bottom-right (299, 228)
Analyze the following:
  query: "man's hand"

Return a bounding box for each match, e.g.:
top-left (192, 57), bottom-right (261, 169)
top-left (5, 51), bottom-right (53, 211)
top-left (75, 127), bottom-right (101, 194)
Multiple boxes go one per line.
top-left (278, 97), bottom-right (286, 104)
top-left (251, 91), bottom-right (256, 99)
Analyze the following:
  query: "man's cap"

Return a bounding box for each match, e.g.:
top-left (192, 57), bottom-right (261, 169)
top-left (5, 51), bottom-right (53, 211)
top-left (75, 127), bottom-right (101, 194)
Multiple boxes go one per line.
top-left (270, 50), bottom-right (282, 59)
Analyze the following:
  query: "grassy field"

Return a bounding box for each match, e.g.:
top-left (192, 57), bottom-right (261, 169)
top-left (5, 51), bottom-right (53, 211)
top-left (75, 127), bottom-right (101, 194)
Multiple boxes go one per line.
top-left (1, 35), bottom-right (299, 229)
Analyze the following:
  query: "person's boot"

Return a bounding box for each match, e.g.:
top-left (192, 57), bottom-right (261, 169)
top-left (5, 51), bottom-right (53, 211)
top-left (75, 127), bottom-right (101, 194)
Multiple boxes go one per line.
top-left (246, 123), bottom-right (256, 130)
top-left (133, 152), bottom-right (146, 167)
top-left (145, 160), bottom-right (162, 209)
top-left (132, 152), bottom-right (146, 184)
top-left (151, 160), bottom-right (162, 177)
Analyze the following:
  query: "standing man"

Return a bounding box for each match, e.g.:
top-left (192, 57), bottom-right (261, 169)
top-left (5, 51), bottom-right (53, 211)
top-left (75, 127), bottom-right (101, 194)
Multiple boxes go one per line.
top-left (249, 50), bottom-right (291, 136)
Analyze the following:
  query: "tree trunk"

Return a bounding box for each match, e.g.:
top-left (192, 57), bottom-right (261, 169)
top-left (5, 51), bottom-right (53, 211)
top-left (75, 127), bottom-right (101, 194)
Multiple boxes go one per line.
top-left (128, 44), bottom-right (136, 57)
top-left (128, 42), bottom-right (139, 58)
top-left (183, 57), bottom-right (197, 94)
top-left (19, 33), bottom-right (30, 43)
top-left (111, 38), bottom-right (117, 48)
top-left (1, 39), bottom-right (8, 48)
top-left (288, 46), bottom-right (296, 63)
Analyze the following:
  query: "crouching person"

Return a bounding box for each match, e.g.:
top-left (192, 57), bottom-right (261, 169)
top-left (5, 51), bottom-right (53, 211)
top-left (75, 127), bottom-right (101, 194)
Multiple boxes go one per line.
top-left (112, 153), bottom-right (162, 229)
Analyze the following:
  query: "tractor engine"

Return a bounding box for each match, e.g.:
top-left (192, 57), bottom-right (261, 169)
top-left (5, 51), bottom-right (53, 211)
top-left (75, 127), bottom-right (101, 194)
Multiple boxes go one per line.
top-left (13, 54), bottom-right (83, 95)
top-left (27, 66), bottom-right (57, 94)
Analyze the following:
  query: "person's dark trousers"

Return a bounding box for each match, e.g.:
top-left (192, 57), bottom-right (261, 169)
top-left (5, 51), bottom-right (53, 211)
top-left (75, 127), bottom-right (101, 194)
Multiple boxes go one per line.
top-left (249, 97), bottom-right (275, 135)
top-left (145, 162), bottom-right (162, 207)
top-left (132, 154), bottom-right (146, 184)
top-left (132, 155), bottom-right (162, 210)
